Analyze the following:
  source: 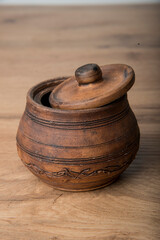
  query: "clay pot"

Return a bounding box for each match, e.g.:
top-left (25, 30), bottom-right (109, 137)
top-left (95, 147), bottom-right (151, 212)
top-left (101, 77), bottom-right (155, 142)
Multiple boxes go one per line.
top-left (16, 64), bottom-right (140, 191)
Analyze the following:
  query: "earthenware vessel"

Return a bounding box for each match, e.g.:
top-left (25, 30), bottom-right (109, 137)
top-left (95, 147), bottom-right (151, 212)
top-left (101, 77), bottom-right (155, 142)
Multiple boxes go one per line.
top-left (16, 63), bottom-right (140, 191)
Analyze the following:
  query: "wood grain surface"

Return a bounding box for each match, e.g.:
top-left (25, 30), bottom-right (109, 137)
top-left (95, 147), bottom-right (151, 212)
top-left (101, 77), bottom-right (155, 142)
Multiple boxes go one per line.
top-left (0, 4), bottom-right (160, 240)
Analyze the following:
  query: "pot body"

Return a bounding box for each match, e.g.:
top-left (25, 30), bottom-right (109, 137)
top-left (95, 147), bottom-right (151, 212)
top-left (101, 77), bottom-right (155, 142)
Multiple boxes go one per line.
top-left (16, 78), bottom-right (140, 191)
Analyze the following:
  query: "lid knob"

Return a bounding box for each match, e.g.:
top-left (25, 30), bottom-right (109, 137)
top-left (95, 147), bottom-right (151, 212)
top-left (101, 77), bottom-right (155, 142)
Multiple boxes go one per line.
top-left (75, 63), bottom-right (102, 85)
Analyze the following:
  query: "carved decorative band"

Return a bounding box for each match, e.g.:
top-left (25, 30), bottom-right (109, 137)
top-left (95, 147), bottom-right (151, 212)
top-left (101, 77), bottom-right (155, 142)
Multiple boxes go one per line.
top-left (25, 105), bottom-right (130, 130)
top-left (23, 158), bottom-right (133, 179)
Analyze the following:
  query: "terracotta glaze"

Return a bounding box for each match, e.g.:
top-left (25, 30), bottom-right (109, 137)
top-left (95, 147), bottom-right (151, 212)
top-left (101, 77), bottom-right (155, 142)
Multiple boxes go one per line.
top-left (16, 64), bottom-right (140, 191)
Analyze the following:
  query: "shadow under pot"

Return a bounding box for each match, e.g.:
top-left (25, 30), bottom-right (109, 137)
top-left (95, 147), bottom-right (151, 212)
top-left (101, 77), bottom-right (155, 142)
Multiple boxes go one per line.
top-left (16, 63), bottom-right (140, 191)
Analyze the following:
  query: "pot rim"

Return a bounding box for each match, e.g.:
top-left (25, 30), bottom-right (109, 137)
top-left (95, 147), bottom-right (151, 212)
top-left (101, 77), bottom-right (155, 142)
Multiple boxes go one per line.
top-left (27, 77), bottom-right (127, 115)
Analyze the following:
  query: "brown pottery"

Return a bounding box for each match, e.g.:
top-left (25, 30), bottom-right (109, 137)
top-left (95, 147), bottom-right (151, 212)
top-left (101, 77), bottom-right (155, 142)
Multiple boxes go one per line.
top-left (16, 63), bottom-right (140, 191)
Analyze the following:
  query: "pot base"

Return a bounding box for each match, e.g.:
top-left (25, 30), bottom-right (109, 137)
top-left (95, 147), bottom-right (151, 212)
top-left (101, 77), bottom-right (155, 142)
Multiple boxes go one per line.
top-left (41, 177), bottom-right (118, 192)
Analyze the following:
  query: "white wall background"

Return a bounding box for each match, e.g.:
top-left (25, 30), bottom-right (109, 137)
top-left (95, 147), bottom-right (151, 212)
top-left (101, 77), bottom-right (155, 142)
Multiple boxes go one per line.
top-left (0, 0), bottom-right (159, 5)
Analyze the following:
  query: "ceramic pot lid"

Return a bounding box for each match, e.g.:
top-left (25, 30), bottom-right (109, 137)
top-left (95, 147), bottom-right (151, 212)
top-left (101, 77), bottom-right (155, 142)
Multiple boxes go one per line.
top-left (49, 63), bottom-right (135, 110)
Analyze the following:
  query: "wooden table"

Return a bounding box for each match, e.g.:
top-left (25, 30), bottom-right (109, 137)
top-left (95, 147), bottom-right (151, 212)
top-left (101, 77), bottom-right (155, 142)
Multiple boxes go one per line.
top-left (0, 4), bottom-right (160, 240)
